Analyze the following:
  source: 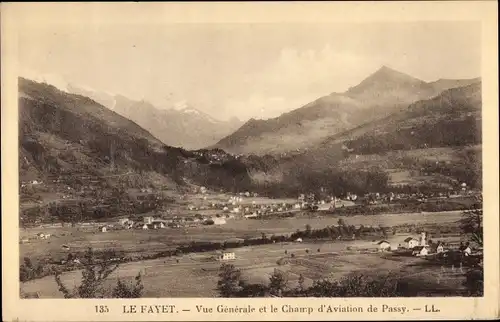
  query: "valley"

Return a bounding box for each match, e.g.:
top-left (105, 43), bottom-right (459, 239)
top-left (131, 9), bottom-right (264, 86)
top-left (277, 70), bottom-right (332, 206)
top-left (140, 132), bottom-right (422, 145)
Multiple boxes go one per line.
top-left (18, 66), bottom-right (483, 298)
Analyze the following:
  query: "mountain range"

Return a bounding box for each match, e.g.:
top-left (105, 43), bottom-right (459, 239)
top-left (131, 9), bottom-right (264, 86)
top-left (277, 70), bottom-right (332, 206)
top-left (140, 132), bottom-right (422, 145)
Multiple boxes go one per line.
top-left (241, 79), bottom-right (482, 194)
top-left (19, 64), bottom-right (482, 205)
top-left (214, 66), bottom-right (480, 155)
top-left (19, 78), bottom-right (251, 193)
top-left (67, 84), bottom-right (243, 150)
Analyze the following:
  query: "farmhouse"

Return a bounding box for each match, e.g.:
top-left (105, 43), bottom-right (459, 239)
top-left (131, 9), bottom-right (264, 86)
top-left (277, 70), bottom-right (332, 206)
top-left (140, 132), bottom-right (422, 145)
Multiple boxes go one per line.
top-left (377, 240), bottom-right (392, 251)
top-left (412, 246), bottom-right (430, 256)
top-left (404, 237), bottom-right (420, 249)
top-left (99, 226), bottom-right (107, 233)
top-left (219, 252), bottom-right (236, 260)
top-left (118, 218), bottom-right (129, 226)
top-left (143, 216), bottom-right (154, 224)
top-left (212, 217), bottom-right (227, 225)
top-left (152, 221), bottom-right (166, 229)
top-left (124, 220), bottom-right (134, 229)
top-left (434, 242), bottom-right (445, 253)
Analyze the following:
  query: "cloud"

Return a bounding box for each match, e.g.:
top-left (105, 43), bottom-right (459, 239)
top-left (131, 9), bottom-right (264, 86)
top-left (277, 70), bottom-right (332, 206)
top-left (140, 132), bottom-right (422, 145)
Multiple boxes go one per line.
top-left (225, 44), bottom-right (380, 120)
top-left (224, 93), bottom-right (318, 121)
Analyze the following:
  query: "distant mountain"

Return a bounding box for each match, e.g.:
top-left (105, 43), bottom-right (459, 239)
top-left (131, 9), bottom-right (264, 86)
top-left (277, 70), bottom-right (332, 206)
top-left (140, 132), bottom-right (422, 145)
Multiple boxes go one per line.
top-left (215, 66), bottom-right (480, 155)
top-left (243, 81), bottom-right (482, 193)
top-left (19, 77), bottom-right (252, 195)
top-left (428, 78), bottom-right (482, 93)
top-left (341, 81), bottom-right (482, 154)
top-left (68, 85), bottom-right (243, 150)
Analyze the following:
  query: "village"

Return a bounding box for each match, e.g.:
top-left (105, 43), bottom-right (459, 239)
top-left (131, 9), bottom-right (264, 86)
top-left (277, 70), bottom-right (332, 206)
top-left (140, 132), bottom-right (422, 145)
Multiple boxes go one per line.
top-left (18, 173), bottom-right (482, 298)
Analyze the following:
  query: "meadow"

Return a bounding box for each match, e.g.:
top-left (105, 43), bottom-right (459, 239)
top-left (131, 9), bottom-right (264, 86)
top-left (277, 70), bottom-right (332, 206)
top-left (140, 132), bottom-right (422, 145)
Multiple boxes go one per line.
top-left (20, 210), bottom-right (463, 262)
top-left (20, 233), bottom-right (465, 298)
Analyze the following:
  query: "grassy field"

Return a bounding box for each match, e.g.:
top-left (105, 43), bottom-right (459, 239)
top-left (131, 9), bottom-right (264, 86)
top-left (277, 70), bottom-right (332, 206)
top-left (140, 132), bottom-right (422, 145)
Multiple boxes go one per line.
top-left (21, 233), bottom-right (465, 298)
top-left (20, 210), bottom-right (464, 263)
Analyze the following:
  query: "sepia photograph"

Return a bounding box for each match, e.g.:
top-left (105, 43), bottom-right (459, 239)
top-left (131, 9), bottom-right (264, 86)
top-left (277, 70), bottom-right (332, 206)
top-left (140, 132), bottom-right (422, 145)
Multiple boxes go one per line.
top-left (2, 2), bottom-right (499, 321)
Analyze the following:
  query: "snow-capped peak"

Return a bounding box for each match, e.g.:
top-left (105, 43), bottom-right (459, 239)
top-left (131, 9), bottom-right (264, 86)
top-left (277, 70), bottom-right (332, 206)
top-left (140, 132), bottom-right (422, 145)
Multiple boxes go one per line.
top-left (182, 107), bottom-right (201, 115)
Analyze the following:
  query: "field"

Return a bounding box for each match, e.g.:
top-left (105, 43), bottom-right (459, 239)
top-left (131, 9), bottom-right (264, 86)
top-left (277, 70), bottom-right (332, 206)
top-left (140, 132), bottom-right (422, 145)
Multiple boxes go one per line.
top-left (19, 192), bottom-right (468, 299)
top-left (20, 210), bottom-right (464, 262)
top-left (21, 233), bottom-right (466, 298)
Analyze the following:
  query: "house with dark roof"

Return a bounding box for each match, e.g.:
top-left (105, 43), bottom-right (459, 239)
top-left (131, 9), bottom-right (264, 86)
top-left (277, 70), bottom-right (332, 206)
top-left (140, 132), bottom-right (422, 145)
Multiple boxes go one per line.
top-left (377, 240), bottom-right (391, 251)
top-left (404, 237), bottom-right (420, 249)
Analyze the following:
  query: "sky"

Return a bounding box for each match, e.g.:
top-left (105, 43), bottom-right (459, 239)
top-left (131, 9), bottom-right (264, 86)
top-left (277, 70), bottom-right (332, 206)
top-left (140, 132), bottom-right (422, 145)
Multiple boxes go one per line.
top-left (16, 19), bottom-right (481, 121)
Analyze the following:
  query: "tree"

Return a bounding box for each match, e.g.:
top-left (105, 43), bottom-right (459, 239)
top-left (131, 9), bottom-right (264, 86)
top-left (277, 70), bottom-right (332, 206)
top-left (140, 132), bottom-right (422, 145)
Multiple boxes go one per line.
top-left (23, 257), bottom-right (33, 269)
top-left (112, 272), bottom-right (144, 298)
top-left (464, 268), bottom-right (483, 296)
top-left (55, 247), bottom-right (122, 298)
top-left (269, 269), bottom-right (288, 297)
top-left (305, 224), bottom-right (312, 237)
top-left (20, 257), bottom-right (39, 282)
top-left (460, 196), bottom-right (483, 246)
top-left (459, 196), bottom-right (483, 296)
top-left (217, 263), bottom-right (242, 297)
top-left (298, 274), bottom-right (305, 292)
top-left (305, 273), bottom-right (403, 297)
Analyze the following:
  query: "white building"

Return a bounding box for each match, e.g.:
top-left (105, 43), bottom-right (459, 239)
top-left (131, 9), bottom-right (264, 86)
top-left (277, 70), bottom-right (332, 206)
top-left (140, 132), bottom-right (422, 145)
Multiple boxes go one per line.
top-left (118, 218), bottom-right (129, 226)
top-left (212, 217), bottom-right (227, 225)
top-left (404, 237), bottom-right (420, 249)
top-left (219, 252), bottom-right (236, 260)
top-left (143, 216), bottom-right (154, 224)
top-left (412, 246), bottom-right (430, 256)
top-left (377, 240), bottom-right (391, 251)
top-left (152, 221), bottom-right (165, 229)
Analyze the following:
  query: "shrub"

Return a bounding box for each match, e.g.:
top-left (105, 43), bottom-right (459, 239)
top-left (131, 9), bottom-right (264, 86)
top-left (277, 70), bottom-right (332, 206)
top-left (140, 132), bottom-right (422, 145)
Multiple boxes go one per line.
top-left (217, 263), bottom-right (242, 297)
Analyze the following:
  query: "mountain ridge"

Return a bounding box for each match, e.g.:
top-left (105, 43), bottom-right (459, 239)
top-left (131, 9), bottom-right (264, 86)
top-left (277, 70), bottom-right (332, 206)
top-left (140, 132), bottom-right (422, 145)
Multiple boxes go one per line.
top-left (19, 77), bottom-right (252, 195)
top-left (67, 85), bottom-right (243, 150)
top-left (214, 66), bottom-right (481, 155)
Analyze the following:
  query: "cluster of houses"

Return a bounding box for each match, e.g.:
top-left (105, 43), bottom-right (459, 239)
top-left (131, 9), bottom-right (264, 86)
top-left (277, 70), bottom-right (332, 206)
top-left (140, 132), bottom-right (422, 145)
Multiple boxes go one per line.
top-left (377, 232), bottom-right (447, 256)
top-left (20, 232), bottom-right (54, 244)
top-left (108, 214), bottom-right (231, 231)
top-left (20, 179), bottom-right (44, 188)
top-left (191, 149), bottom-right (231, 163)
top-left (182, 193), bottom-right (362, 220)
